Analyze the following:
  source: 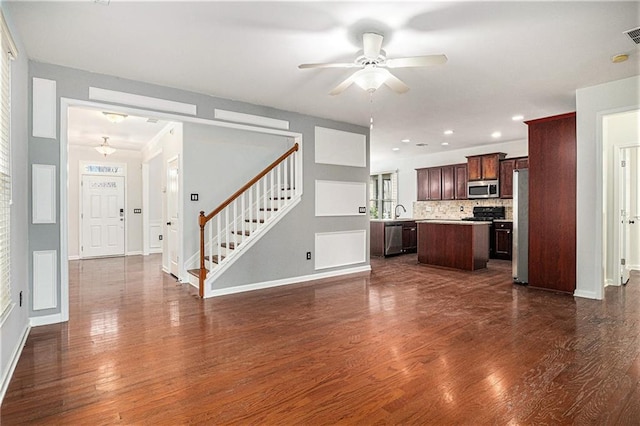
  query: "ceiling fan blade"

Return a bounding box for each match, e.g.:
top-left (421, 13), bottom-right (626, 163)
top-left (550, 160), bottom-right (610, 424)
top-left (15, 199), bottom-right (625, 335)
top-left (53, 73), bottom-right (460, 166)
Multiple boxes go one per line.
top-left (298, 62), bottom-right (358, 69)
top-left (384, 72), bottom-right (410, 94)
top-left (363, 33), bottom-right (384, 59)
top-left (328, 71), bottom-right (362, 96)
top-left (386, 54), bottom-right (448, 68)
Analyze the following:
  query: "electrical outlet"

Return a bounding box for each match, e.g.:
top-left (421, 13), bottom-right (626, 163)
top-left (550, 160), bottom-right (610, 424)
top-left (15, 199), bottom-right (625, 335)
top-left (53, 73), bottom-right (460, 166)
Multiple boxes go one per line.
top-left (306, 251), bottom-right (311, 260)
top-left (159, 235), bottom-right (163, 240)
top-left (19, 291), bottom-right (22, 307)
top-left (190, 193), bottom-right (199, 201)
top-left (460, 206), bottom-right (464, 212)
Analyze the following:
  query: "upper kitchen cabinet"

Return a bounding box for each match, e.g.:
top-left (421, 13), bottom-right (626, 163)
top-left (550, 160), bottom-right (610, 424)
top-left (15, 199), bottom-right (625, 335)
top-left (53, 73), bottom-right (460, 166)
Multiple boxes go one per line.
top-left (467, 153), bottom-right (506, 181)
top-left (417, 164), bottom-right (468, 201)
top-left (441, 165), bottom-right (455, 200)
top-left (416, 167), bottom-right (443, 201)
top-left (454, 163), bottom-right (468, 200)
top-left (500, 157), bottom-right (529, 198)
top-left (526, 112), bottom-right (576, 293)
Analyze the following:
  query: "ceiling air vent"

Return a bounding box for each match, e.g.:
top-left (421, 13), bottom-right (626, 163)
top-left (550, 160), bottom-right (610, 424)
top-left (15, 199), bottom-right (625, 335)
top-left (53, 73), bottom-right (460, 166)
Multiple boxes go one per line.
top-left (624, 27), bottom-right (640, 44)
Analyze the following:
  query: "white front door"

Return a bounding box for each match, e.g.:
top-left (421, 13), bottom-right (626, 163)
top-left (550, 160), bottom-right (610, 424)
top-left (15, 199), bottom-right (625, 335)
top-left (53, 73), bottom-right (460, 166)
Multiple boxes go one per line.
top-left (167, 157), bottom-right (180, 277)
top-left (81, 175), bottom-right (125, 258)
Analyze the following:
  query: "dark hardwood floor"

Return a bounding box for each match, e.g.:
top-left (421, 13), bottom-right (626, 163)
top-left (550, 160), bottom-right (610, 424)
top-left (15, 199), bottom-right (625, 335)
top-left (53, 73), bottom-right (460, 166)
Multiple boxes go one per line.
top-left (2, 254), bottom-right (640, 424)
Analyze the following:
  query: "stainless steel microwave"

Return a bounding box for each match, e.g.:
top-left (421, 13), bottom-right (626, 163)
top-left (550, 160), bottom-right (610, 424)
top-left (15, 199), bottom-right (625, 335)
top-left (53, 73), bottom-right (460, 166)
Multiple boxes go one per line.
top-left (467, 180), bottom-right (499, 198)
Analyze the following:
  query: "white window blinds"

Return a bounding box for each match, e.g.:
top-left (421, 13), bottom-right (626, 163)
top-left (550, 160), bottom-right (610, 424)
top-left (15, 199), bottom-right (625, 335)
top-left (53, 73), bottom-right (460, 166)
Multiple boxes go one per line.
top-left (0, 11), bottom-right (17, 317)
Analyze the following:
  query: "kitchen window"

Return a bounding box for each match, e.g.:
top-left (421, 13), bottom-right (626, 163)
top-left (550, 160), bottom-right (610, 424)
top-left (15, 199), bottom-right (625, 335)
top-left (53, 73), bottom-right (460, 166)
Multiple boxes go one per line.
top-left (369, 171), bottom-right (397, 219)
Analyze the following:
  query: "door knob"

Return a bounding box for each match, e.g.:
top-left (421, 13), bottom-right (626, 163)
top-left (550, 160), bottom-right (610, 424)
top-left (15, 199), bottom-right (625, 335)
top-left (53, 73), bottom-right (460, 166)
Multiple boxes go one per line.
top-left (630, 220), bottom-right (636, 224)
top-left (167, 221), bottom-right (172, 225)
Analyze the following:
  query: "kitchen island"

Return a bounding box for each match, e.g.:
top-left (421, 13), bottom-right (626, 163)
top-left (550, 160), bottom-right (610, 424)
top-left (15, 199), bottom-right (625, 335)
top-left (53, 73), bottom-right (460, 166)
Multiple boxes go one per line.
top-left (417, 220), bottom-right (490, 271)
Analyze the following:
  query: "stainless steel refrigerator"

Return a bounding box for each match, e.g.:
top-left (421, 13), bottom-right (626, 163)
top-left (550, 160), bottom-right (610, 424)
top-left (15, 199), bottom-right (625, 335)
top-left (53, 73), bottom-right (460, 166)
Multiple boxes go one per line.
top-left (513, 169), bottom-right (528, 284)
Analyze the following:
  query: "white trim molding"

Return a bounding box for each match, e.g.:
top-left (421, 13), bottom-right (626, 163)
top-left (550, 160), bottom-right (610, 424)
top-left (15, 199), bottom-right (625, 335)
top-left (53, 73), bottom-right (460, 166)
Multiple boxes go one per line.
top-left (214, 109), bottom-right (289, 130)
top-left (0, 324), bottom-right (30, 404)
top-left (208, 265), bottom-right (371, 298)
top-left (89, 87), bottom-right (197, 116)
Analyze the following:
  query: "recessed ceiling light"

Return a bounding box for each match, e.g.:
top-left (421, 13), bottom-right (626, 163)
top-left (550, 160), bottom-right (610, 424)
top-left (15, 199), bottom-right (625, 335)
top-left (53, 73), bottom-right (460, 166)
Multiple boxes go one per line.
top-left (392, 147), bottom-right (400, 151)
top-left (441, 142), bottom-right (449, 146)
top-left (415, 143), bottom-right (428, 147)
top-left (491, 131), bottom-right (502, 138)
top-left (612, 53), bottom-right (629, 63)
top-left (512, 115), bottom-right (524, 121)
top-left (444, 130), bottom-right (454, 135)
top-left (401, 138), bottom-right (410, 143)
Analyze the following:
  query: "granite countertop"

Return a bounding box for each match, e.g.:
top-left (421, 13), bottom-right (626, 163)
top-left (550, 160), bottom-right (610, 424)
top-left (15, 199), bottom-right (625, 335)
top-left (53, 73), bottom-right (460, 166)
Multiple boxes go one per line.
top-left (416, 219), bottom-right (491, 225)
top-left (370, 218), bottom-right (418, 223)
top-left (493, 219), bottom-right (513, 223)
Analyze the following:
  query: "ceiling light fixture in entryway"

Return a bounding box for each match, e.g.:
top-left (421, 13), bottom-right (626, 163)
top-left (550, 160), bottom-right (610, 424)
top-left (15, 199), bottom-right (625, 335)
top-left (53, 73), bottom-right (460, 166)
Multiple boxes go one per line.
top-left (95, 136), bottom-right (116, 157)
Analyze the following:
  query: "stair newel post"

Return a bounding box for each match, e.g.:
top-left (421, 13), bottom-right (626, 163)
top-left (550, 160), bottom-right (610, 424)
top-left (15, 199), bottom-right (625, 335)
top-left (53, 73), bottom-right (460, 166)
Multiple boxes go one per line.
top-left (248, 186), bottom-right (253, 240)
top-left (290, 151), bottom-right (296, 196)
top-left (283, 157), bottom-right (289, 203)
top-left (277, 165), bottom-right (282, 212)
top-left (198, 211), bottom-right (206, 298)
top-left (241, 193), bottom-right (245, 245)
top-left (263, 174), bottom-right (268, 220)
top-left (216, 214), bottom-right (221, 267)
top-left (224, 208), bottom-right (229, 262)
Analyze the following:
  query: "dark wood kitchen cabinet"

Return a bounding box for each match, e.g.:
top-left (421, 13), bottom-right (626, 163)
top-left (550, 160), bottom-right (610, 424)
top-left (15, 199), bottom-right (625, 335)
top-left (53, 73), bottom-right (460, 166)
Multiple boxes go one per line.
top-left (467, 153), bottom-right (506, 181)
top-left (416, 167), bottom-right (443, 201)
top-left (428, 168), bottom-right (442, 200)
top-left (500, 157), bottom-right (529, 199)
top-left (441, 165), bottom-right (455, 200)
top-left (418, 164), bottom-right (467, 201)
top-left (494, 221), bottom-right (513, 260)
top-left (454, 163), bottom-right (467, 200)
top-left (417, 168), bottom-right (429, 201)
top-left (526, 112), bottom-right (576, 293)
top-left (402, 221), bottom-right (417, 253)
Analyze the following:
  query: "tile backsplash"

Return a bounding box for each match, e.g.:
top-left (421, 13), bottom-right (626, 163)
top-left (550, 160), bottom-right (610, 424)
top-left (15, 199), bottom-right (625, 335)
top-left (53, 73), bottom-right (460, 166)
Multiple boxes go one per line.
top-left (413, 198), bottom-right (513, 220)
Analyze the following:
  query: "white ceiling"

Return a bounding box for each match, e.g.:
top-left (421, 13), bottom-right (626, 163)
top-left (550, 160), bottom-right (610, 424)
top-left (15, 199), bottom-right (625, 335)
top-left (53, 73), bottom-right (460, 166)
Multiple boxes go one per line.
top-left (68, 106), bottom-right (171, 150)
top-left (6, 1), bottom-right (640, 162)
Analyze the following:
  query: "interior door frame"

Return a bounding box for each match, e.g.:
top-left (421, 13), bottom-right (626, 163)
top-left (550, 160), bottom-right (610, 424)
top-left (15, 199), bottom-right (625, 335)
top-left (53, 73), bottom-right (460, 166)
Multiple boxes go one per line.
top-left (613, 143), bottom-right (640, 285)
top-left (165, 154), bottom-right (183, 278)
top-left (78, 161), bottom-right (128, 259)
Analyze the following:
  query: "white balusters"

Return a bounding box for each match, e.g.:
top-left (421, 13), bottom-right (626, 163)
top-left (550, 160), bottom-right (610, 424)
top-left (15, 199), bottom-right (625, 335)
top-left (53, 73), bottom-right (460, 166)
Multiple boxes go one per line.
top-left (199, 145), bottom-right (301, 283)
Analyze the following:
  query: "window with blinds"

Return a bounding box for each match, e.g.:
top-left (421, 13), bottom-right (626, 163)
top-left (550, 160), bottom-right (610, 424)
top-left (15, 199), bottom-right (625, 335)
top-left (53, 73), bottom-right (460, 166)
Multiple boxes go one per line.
top-left (0, 11), bottom-right (17, 317)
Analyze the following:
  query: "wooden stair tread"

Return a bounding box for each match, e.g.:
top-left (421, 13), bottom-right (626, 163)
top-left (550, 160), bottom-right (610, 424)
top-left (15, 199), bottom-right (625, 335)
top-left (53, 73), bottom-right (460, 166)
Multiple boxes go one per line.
top-left (204, 254), bottom-right (225, 264)
top-left (220, 242), bottom-right (238, 249)
top-left (232, 230), bottom-right (251, 236)
top-left (187, 268), bottom-right (208, 278)
top-left (245, 219), bottom-right (265, 223)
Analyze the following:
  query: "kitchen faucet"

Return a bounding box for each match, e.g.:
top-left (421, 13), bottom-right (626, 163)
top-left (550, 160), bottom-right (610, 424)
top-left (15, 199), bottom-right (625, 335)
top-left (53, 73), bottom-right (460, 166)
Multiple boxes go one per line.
top-left (394, 204), bottom-right (406, 219)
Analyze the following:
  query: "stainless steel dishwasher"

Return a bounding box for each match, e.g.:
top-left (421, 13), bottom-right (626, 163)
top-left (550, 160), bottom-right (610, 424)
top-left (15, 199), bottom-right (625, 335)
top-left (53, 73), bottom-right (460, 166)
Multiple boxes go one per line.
top-left (384, 224), bottom-right (403, 256)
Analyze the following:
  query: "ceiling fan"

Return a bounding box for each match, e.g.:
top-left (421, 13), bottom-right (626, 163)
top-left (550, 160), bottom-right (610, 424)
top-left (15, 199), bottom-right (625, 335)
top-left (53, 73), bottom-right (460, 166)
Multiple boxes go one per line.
top-left (299, 32), bottom-right (447, 95)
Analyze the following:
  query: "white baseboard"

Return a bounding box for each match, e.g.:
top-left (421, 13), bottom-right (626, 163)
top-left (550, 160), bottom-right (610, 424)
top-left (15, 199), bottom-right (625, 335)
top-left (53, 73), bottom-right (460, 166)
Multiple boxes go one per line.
top-left (30, 313), bottom-right (65, 327)
top-left (629, 265), bottom-right (640, 271)
top-left (147, 248), bottom-right (162, 255)
top-left (207, 264), bottom-right (371, 298)
top-left (68, 255), bottom-right (80, 261)
top-left (126, 251), bottom-right (143, 256)
top-left (605, 278), bottom-right (617, 287)
top-left (573, 289), bottom-right (602, 300)
top-left (0, 323), bottom-right (30, 404)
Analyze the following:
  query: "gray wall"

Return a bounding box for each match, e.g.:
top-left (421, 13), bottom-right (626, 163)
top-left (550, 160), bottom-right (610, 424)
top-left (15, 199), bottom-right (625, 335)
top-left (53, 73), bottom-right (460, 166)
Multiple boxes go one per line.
top-left (182, 123), bottom-right (290, 260)
top-left (1, 3), bottom-right (30, 398)
top-left (576, 75), bottom-right (640, 300)
top-left (27, 61), bottom-right (369, 319)
top-left (208, 118), bottom-right (371, 290)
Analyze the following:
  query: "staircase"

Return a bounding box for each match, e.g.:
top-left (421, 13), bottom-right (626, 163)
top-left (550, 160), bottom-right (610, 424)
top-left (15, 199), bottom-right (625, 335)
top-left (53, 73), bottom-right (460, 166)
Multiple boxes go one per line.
top-left (187, 143), bottom-right (301, 297)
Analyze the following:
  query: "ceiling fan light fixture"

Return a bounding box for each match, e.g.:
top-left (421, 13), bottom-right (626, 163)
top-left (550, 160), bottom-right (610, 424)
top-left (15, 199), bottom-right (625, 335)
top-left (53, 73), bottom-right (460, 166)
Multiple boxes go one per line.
top-left (354, 67), bottom-right (389, 92)
top-left (95, 136), bottom-right (116, 157)
top-left (102, 111), bottom-right (128, 123)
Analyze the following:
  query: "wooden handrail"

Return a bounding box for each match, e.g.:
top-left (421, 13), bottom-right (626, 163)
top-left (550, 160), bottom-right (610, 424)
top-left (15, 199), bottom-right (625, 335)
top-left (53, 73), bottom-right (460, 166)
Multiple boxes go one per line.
top-left (199, 143), bottom-right (299, 227)
top-left (197, 142), bottom-right (299, 297)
